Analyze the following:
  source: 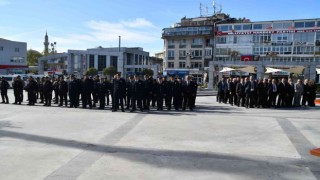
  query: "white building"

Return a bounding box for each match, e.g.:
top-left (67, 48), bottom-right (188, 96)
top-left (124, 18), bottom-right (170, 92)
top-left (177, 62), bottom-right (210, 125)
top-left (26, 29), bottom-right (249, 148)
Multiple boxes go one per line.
top-left (0, 38), bottom-right (27, 74)
top-left (38, 47), bottom-right (153, 78)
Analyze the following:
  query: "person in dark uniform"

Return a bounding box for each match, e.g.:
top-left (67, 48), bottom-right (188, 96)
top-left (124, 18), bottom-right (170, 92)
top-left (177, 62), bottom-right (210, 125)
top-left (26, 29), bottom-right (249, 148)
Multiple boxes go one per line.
top-left (92, 75), bottom-right (100, 107)
top-left (97, 77), bottom-right (107, 109)
top-left (245, 76), bottom-right (256, 108)
top-left (143, 74), bottom-right (153, 110)
top-left (112, 73), bottom-right (126, 112)
top-left (256, 78), bottom-right (267, 108)
top-left (126, 76), bottom-right (135, 110)
top-left (38, 77), bottom-right (45, 103)
top-left (287, 78), bottom-right (294, 107)
top-left (302, 79), bottom-right (310, 107)
top-left (52, 77), bottom-right (60, 104)
top-left (68, 75), bottom-right (78, 108)
top-left (224, 78), bottom-right (230, 104)
top-left (229, 78), bottom-right (237, 106)
top-left (82, 75), bottom-right (94, 109)
top-left (103, 77), bottom-right (112, 106)
top-left (130, 75), bottom-right (144, 112)
top-left (308, 80), bottom-right (317, 107)
top-left (236, 78), bottom-right (245, 107)
top-left (270, 79), bottom-right (278, 107)
top-left (43, 76), bottom-right (54, 106)
top-left (165, 76), bottom-right (174, 110)
top-left (173, 76), bottom-right (183, 110)
top-left (58, 76), bottom-right (68, 107)
top-left (0, 77), bottom-right (10, 104)
top-left (156, 76), bottom-right (166, 110)
top-left (277, 78), bottom-right (287, 107)
top-left (182, 75), bottom-right (196, 111)
top-left (12, 76), bottom-right (23, 104)
top-left (151, 78), bottom-right (158, 108)
top-left (217, 78), bottom-right (225, 103)
top-left (25, 76), bottom-right (38, 105)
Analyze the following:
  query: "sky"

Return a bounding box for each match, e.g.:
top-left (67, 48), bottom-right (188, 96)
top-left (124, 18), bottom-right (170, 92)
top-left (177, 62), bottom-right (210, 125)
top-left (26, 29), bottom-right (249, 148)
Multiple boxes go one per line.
top-left (1, 0), bottom-right (320, 56)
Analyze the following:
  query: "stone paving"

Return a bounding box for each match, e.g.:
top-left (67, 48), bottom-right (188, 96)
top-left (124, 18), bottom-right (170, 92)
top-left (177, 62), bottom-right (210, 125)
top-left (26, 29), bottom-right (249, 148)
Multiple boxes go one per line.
top-left (0, 90), bottom-right (319, 180)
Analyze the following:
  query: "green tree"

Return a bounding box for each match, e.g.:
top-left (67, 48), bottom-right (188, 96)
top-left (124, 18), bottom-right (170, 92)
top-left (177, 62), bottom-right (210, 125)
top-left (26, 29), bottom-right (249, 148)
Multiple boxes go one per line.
top-left (142, 68), bottom-right (154, 76)
top-left (102, 66), bottom-right (117, 77)
top-left (86, 67), bottom-right (98, 76)
top-left (27, 49), bottom-right (42, 66)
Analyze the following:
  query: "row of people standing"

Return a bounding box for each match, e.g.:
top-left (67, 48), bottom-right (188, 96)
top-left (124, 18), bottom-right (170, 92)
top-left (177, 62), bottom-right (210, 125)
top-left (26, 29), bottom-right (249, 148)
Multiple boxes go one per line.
top-left (7, 74), bottom-right (198, 112)
top-left (217, 76), bottom-right (318, 108)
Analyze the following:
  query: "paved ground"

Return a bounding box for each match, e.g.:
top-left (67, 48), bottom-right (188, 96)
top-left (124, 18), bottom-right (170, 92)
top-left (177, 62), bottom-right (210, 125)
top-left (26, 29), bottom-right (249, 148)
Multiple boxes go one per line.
top-left (0, 90), bottom-right (319, 180)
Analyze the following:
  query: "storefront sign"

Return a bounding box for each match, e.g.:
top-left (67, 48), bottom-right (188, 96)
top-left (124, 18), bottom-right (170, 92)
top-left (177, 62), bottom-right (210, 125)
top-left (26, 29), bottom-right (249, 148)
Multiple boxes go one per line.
top-left (216, 28), bottom-right (320, 36)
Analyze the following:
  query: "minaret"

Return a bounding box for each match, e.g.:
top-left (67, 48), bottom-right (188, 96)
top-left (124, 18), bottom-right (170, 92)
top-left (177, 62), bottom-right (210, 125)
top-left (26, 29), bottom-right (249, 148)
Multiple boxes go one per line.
top-left (44, 31), bottom-right (49, 55)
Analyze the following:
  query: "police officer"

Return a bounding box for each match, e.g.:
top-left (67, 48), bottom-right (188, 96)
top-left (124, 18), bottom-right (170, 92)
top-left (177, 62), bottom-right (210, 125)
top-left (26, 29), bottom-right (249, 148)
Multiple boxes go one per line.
top-left (58, 76), bottom-right (68, 107)
top-left (112, 73), bottom-right (126, 112)
top-left (12, 76), bottom-right (23, 104)
top-left (43, 76), bottom-right (54, 106)
top-left (182, 75), bottom-right (196, 111)
top-left (25, 76), bottom-right (38, 105)
top-left (236, 78), bottom-right (245, 107)
top-left (97, 77), bottom-right (108, 109)
top-left (103, 77), bottom-right (112, 106)
top-left (172, 76), bottom-right (183, 111)
top-left (165, 76), bottom-right (174, 110)
top-left (52, 77), bottom-right (60, 104)
top-left (143, 74), bottom-right (153, 110)
top-left (156, 76), bottom-right (166, 110)
top-left (126, 75), bottom-right (135, 110)
top-left (38, 77), bottom-right (45, 103)
top-left (68, 75), bottom-right (78, 108)
top-left (92, 75), bottom-right (100, 107)
top-left (82, 75), bottom-right (94, 109)
top-left (130, 75), bottom-right (144, 112)
top-left (0, 76), bottom-right (10, 104)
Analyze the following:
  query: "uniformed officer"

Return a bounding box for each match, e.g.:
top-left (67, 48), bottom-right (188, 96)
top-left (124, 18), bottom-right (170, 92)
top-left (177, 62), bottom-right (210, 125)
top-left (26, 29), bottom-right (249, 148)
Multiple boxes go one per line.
top-left (58, 76), bottom-right (68, 107)
top-left (126, 75), bottom-right (135, 110)
top-left (97, 77), bottom-right (108, 109)
top-left (143, 74), bottom-right (153, 110)
top-left (25, 76), bottom-right (38, 105)
top-left (130, 75), bottom-right (144, 112)
top-left (43, 76), bottom-right (54, 106)
top-left (52, 77), bottom-right (60, 104)
top-left (182, 75), bottom-right (197, 111)
top-left (68, 75), bottom-right (78, 108)
top-left (82, 75), bottom-right (94, 109)
top-left (172, 76), bottom-right (183, 111)
top-left (156, 76), bottom-right (166, 110)
top-left (165, 76), bottom-right (174, 110)
top-left (0, 76), bottom-right (10, 104)
top-left (92, 75), bottom-right (100, 107)
top-left (112, 73), bottom-right (126, 112)
top-left (12, 76), bottom-right (24, 104)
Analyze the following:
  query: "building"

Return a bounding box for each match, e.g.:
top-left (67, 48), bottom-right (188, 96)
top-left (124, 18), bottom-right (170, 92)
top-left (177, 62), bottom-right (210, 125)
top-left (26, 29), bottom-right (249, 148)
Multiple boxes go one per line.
top-left (38, 47), bottom-right (152, 78)
top-left (213, 18), bottom-right (320, 85)
top-left (0, 38), bottom-right (27, 74)
top-left (162, 13), bottom-right (230, 82)
top-left (162, 14), bottom-right (320, 86)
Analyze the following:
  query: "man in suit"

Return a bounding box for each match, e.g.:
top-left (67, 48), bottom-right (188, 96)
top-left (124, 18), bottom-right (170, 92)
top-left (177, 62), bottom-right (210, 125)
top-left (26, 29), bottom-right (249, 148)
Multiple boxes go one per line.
top-left (277, 78), bottom-right (287, 107)
top-left (217, 78), bottom-right (225, 103)
top-left (112, 73), bottom-right (126, 112)
top-left (270, 79), bottom-right (278, 107)
top-left (130, 75), bottom-right (144, 112)
top-left (293, 79), bottom-right (303, 107)
top-left (182, 75), bottom-right (197, 111)
top-left (229, 78), bottom-right (237, 106)
top-left (236, 78), bottom-right (245, 107)
top-left (245, 76), bottom-right (256, 108)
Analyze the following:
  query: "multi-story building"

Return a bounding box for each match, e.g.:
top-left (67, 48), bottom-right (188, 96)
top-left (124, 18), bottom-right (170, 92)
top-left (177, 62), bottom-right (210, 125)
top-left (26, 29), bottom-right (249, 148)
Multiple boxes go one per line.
top-left (38, 47), bottom-right (152, 78)
top-left (162, 15), bottom-right (220, 82)
top-left (213, 18), bottom-right (320, 85)
top-left (0, 38), bottom-right (27, 74)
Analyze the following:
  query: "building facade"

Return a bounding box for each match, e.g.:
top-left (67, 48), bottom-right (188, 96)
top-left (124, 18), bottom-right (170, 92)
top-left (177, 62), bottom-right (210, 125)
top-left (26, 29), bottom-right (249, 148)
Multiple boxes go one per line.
top-left (213, 18), bottom-right (320, 83)
top-left (0, 38), bottom-right (27, 74)
top-left (38, 47), bottom-right (152, 78)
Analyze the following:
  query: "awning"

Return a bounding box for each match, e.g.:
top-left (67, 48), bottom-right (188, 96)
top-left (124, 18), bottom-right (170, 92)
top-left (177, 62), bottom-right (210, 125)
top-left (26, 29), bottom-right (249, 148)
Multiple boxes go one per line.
top-left (219, 67), bottom-right (235, 72)
top-left (265, 67), bottom-right (286, 73)
top-left (237, 66), bottom-right (256, 73)
top-left (316, 68), bottom-right (320, 74)
top-left (286, 66), bottom-right (305, 74)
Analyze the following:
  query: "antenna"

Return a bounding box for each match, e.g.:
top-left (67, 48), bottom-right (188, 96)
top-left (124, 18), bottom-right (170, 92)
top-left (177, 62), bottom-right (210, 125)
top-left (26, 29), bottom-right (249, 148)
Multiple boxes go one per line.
top-left (200, 3), bottom-right (203, 17)
top-left (213, 0), bottom-right (216, 15)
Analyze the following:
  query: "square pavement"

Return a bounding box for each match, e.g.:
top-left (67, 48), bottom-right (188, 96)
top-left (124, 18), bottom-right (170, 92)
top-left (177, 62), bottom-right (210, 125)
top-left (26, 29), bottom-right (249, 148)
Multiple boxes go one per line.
top-left (0, 90), bottom-right (319, 180)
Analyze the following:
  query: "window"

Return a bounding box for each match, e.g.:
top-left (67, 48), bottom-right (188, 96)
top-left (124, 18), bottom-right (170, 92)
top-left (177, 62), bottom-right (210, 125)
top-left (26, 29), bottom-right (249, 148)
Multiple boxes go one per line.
top-left (0, 46), bottom-right (3, 51)
top-left (110, 56), bottom-right (118, 70)
top-left (192, 38), bottom-right (203, 45)
top-left (218, 25), bottom-right (232, 31)
top-left (89, 55), bottom-right (94, 68)
top-left (294, 32), bottom-right (314, 43)
top-left (217, 36), bottom-right (226, 44)
top-left (14, 48), bottom-right (19, 52)
top-left (168, 39), bottom-right (175, 45)
top-left (253, 34), bottom-right (271, 43)
top-left (262, 24), bottom-right (272, 29)
top-left (191, 50), bottom-right (202, 57)
top-left (234, 25), bottom-right (242, 31)
top-left (294, 22), bottom-right (305, 28)
top-left (253, 24), bottom-right (262, 30)
top-left (126, 54), bottom-right (133, 65)
top-left (272, 34), bottom-right (291, 42)
top-left (97, 55), bottom-right (106, 71)
top-left (191, 62), bottom-right (202, 68)
top-left (168, 50), bottom-right (174, 57)
top-left (179, 39), bottom-right (186, 45)
top-left (243, 24), bottom-right (252, 30)
top-left (179, 50), bottom-right (186, 57)
top-left (167, 62), bottom-right (174, 68)
top-left (318, 21), bottom-right (320, 27)
top-left (305, 21), bottom-right (315, 28)
top-left (139, 55), bottom-right (142, 65)
top-left (179, 62), bottom-right (186, 68)
top-left (205, 49), bottom-right (212, 56)
top-left (135, 54), bottom-right (138, 65)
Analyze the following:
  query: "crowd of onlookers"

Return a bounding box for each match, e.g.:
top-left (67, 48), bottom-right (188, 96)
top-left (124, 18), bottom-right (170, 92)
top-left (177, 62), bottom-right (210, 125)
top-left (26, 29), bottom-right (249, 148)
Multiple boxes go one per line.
top-left (217, 76), bottom-right (318, 108)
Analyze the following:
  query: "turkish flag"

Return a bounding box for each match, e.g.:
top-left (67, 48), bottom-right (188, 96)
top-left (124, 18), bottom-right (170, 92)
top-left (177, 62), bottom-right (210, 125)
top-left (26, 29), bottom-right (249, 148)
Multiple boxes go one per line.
top-left (241, 55), bottom-right (253, 61)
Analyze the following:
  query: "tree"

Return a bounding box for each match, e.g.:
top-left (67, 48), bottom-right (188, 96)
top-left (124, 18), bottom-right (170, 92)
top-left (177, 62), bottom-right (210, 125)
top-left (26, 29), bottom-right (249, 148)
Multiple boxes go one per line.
top-left (103, 66), bottom-right (117, 77)
top-left (86, 68), bottom-right (98, 76)
top-left (27, 49), bottom-right (42, 66)
top-left (142, 68), bottom-right (154, 76)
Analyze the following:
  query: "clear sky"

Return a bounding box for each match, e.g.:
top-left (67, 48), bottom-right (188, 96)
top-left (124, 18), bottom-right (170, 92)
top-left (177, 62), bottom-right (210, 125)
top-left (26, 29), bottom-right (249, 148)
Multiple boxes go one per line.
top-left (1, 0), bottom-right (319, 55)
